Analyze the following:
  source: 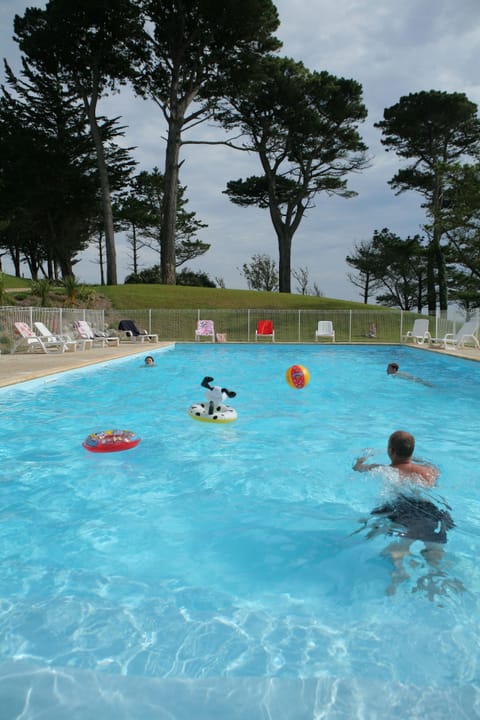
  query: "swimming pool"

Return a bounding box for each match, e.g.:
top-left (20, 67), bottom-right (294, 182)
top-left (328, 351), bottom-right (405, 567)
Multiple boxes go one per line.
top-left (1, 344), bottom-right (479, 719)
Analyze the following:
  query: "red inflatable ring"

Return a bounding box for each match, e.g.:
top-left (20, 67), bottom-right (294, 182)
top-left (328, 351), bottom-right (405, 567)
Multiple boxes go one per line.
top-left (82, 429), bottom-right (141, 453)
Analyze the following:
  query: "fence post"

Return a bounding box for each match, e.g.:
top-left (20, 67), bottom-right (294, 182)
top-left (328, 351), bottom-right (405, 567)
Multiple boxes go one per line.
top-left (248, 309), bottom-right (251, 342)
top-left (298, 310), bottom-right (301, 342)
top-left (349, 310), bottom-right (352, 343)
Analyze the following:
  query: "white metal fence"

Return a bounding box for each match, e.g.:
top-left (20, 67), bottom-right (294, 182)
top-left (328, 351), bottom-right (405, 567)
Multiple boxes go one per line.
top-left (0, 305), bottom-right (468, 353)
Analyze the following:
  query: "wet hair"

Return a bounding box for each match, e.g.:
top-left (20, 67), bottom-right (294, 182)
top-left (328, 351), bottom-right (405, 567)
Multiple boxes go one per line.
top-left (387, 362), bottom-right (399, 372)
top-left (145, 355), bottom-right (154, 363)
top-left (388, 430), bottom-right (415, 459)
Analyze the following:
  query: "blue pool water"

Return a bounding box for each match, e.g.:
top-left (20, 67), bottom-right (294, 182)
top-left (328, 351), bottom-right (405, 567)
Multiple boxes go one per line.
top-left (1, 344), bottom-right (480, 719)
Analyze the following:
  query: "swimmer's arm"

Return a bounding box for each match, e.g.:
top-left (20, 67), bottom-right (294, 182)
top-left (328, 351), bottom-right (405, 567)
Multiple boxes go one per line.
top-left (353, 456), bottom-right (381, 472)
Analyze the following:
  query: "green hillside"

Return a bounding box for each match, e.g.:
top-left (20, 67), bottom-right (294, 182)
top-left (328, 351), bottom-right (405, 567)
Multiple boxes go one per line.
top-left (2, 271), bottom-right (390, 312)
top-left (95, 283), bottom-right (380, 311)
top-left (2, 274), bottom-right (30, 289)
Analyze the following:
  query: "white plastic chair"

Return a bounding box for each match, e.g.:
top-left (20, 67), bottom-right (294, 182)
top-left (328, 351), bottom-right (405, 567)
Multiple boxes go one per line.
top-left (402, 319), bottom-right (430, 345)
top-left (12, 322), bottom-right (66, 354)
top-left (34, 321), bottom-right (78, 352)
top-left (75, 320), bottom-right (121, 347)
top-left (436, 320), bottom-right (479, 350)
top-left (315, 321), bottom-right (335, 342)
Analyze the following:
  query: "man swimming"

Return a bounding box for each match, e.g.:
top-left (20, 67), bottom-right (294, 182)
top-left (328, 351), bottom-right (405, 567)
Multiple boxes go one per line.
top-left (352, 431), bottom-right (457, 597)
top-left (353, 430), bottom-right (439, 486)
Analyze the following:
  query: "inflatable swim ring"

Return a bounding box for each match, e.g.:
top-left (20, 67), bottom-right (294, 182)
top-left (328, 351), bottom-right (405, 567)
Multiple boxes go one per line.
top-left (188, 376), bottom-right (238, 423)
top-left (188, 402), bottom-right (237, 423)
top-left (82, 429), bottom-right (141, 453)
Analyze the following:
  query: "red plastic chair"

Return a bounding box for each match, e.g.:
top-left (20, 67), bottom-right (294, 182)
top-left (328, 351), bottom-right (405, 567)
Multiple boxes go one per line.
top-left (255, 320), bottom-right (275, 342)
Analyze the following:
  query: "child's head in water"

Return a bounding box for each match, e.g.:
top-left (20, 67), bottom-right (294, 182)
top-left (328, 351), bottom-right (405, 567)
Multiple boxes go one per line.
top-left (387, 362), bottom-right (399, 374)
top-left (145, 356), bottom-right (154, 366)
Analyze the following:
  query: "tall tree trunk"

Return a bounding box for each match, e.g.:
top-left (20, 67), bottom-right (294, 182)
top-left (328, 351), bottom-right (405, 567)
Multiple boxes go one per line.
top-left (431, 172), bottom-right (448, 312)
top-left (160, 116), bottom-right (182, 285)
top-left (83, 95), bottom-right (117, 285)
top-left (265, 167), bottom-right (305, 293)
top-left (268, 192), bottom-right (292, 293)
top-left (416, 273), bottom-right (423, 314)
top-left (132, 224), bottom-right (139, 275)
top-left (10, 247), bottom-right (21, 276)
top-left (363, 276), bottom-right (369, 304)
top-left (97, 233), bottom-right (105, 286)
top-left (434, 233), bottom-right (448, 312)
top-left (426, 245), bottom-right (437, 315)
top-left (58, 257), bottom-right (74, 277)
top-left (276, 227), bottom-right (292, 293)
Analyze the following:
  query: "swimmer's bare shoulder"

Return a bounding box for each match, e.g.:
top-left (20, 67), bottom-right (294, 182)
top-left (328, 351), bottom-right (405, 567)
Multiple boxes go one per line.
top-left (395, 461), bottom-right (439, 487)
top-left (353, 456), bottom-right (439, 486)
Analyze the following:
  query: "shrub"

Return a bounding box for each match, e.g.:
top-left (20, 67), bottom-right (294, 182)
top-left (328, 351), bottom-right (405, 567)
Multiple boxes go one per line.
top-left (30, 278), bottom-right (52, 307)
top-left (125, 266), bottom-right (162, 284)
top-left (176, 268), bottom-right (216, 287)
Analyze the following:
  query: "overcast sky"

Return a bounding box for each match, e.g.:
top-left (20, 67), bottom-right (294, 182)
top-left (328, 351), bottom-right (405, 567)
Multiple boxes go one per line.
top-left (1, 0), bottom-right (479, 301)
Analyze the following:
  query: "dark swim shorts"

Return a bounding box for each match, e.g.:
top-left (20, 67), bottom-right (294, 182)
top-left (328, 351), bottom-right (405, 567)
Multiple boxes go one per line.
top-left (371, 494), bottom-right (454, 544)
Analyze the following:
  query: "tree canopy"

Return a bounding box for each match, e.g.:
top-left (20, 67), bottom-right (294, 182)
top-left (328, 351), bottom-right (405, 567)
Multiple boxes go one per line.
top-left (0, 58), bottom-right (98, 279)
top-left (216, 55), bottom-right (368, 292)
top-left (346, 229), bottom-right (428, 311)
top-left (375, 90), bottom-right (480, 314)
top-left (4, 3), bottom-right (480, 304)
top-left (13, 0), bottom-right (146, 284)
top-left (240, 254), bottom-right (279, 292)
top-left (136, 0), bottom-right (281, 285)
top-left (115, 168), bottom-right (209, 276)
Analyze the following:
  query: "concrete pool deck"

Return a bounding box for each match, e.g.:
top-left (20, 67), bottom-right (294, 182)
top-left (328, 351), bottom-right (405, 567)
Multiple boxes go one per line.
top-left (0, 341), bottom-right (478, 389)
top-left (0, 341), bottom-right (175, 388)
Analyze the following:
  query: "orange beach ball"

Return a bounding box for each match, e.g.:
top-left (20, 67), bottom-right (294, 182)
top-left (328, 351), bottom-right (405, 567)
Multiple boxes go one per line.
top-left (286, 364), bottom-right (310, 389)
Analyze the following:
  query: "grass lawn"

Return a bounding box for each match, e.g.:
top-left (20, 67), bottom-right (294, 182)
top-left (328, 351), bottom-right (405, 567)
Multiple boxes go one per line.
top-left (95, 283), bottom-right (383, 311)
top-left (2, 274), bottom-right (30, 289)
top-left (1, 272), bottom-right (404, 327)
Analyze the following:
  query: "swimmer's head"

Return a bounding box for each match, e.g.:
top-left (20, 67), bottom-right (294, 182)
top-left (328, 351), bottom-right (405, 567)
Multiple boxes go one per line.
top-left (388, 430), bottom-right (415, 459)
top-left (145, 355), bottom-right (154, 365)
top-left (387, 362), bottom-right (399, 375)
